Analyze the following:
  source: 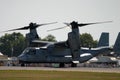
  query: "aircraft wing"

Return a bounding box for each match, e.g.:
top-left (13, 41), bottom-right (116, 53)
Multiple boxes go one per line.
top-left (31, 40), bottom-right (54, 47)
top-left (54, 41), bottom-right (68, 48)
top-left (32, 40), bottom-right (68, 48)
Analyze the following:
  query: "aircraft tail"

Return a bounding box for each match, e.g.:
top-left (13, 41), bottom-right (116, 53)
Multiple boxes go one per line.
top-left (113, 32), bottom-right (120, 53)
top-left (97, 32), bottom-right (109, 47)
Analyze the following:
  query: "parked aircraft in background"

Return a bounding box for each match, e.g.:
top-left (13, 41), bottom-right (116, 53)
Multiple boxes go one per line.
top-left (111, 32), bottom-right (120, 58)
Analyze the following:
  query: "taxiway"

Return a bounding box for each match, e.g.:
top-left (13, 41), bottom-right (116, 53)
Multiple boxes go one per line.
top-left (0, 66), bottom-right (120, 73)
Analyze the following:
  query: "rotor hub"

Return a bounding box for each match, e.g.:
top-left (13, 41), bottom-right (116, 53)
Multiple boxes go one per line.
top-left (70, 21), bottom-right (79, 29)
top-left (29, 22), bottom-right (38, 29)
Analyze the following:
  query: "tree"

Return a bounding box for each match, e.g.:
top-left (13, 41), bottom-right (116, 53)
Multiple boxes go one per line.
top-left (80, 33), bottom-right (98, 48)
top-left (92, 40), bottom-right (98, 48)
top-left (42, 34), bottom-right (57, 42)
top-left (0, 32), bottom-right (27, 57)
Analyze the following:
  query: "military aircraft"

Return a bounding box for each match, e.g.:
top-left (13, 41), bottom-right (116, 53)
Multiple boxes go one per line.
top-left (15, 21), bottom-right (112, 67)
top-left (110, 32), bottom-right (120, 58)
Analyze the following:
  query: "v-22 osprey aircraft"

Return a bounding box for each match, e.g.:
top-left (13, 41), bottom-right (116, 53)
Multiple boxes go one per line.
top-left (14, 21), bottom-right (113, 67)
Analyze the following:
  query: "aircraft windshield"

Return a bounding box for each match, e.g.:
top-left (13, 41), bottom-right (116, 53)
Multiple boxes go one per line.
top-left (22, 47), bottom-right (40, 55)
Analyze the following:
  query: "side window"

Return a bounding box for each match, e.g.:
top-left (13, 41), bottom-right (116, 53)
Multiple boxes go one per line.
top-left (29, 49), bottom-right (36, 55)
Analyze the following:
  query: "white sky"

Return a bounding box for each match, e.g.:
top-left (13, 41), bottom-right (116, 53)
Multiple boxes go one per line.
top-left (0, 0), bottom-right (120, 45)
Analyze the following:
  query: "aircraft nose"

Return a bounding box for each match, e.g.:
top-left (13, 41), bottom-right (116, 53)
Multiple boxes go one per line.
top-left (18, 54), bottom-right (27, 62)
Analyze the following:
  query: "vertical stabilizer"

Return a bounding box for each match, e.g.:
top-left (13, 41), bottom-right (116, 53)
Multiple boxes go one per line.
top-left (97, 32), bottom-right (109, 47)
top-left (113, 32), bottom-right (120, 53)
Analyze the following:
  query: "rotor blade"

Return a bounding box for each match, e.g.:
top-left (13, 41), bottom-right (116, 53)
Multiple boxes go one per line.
top-left (47, 22), bottom-right (70, 31)
top-left (1, 22), bottom-right (57, 32)
top-left (64, 22), bottom-right (70, 26)
top-left (78, 21), bottom-right (112, 27)
top-left (47, 26), bottom-right (68, 32)
top-left (37, 22), bottom-right (57, 26)
top-left (1, 26), bottom-right (29, 32)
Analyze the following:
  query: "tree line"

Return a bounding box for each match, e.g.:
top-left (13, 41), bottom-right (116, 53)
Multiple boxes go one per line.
top-left (0, 32), bottom-right (97, 57)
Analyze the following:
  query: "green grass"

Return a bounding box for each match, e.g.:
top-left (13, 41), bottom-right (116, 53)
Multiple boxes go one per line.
top-left (0, 70), bottom-right (120, 80)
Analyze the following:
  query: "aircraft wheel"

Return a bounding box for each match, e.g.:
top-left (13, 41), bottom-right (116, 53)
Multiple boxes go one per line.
top-left (71, 63), bottom-right (77, 67)
top-left (21, 63), bottom-right (25, 67)
top-left (59, 63), bottom-right (65, 68)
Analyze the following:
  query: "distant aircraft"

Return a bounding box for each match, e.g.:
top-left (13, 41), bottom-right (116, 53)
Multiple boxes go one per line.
top-left (17, 21), bottom-right (112, 67)
top-left (111, 32), bottom-right (120, 58)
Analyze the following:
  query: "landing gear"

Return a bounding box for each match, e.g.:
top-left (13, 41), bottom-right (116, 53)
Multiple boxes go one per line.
top-left (21, 63), bottom-right (25, 67)
top-left (59, 63), bottom-right (65, 67)
top-left (71, 63), bottom-right (77, 67)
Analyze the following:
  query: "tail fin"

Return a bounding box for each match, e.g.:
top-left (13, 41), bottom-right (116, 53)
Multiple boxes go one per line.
top-left (97, 32), bottom-right (109, 47)
top-left (113, 32), bottom-right (120, 53)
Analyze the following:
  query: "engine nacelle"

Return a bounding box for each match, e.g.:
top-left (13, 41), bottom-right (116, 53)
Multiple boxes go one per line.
top-left (26, 29), bottom-right (39, 46)
top-left (68, 29), bottom-right (81, 61)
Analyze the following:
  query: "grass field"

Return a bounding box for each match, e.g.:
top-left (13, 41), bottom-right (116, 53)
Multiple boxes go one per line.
top-left (0, 70), bottom-right (120, 80)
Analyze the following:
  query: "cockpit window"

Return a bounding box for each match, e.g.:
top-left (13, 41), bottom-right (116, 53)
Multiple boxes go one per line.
top-left (22, 48), bottom-right (29, 54)
top-left (22, 48), bottom-right (36, 55)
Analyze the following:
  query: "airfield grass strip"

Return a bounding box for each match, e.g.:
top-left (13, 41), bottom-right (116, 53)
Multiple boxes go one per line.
top-left (0, 70), bottom-right (120, 80)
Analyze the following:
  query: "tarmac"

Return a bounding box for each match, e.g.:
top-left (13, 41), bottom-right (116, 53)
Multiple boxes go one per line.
top-left (0, 66), bottom-right (120, 73)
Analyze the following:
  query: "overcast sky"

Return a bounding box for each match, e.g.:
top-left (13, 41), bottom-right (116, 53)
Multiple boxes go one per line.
top-left (0, 0), bottom-right (120, 45)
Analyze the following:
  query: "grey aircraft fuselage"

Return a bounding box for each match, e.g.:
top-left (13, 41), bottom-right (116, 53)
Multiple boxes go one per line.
top-left (18, 46), bottom-right (110, 64)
